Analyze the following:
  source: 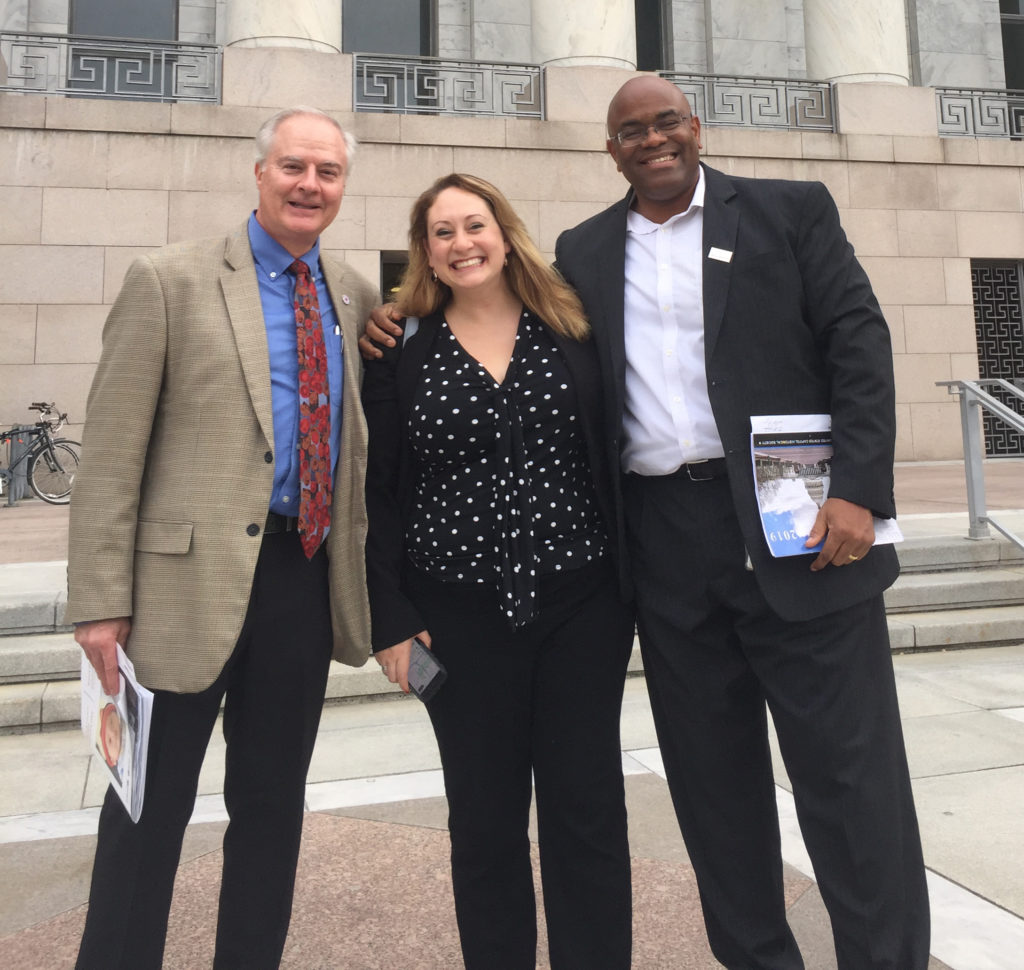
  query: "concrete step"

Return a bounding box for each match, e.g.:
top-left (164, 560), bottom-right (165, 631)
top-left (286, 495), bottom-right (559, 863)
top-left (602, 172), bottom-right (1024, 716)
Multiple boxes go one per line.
top-left (885, 565), bottom-right (1024, 613)
top-left (896, 533), bottom-right (1023, 573)
top-left (0, 561), bottom-right (68, 636)
top-left (887, 604), bottom-right (1024, 651)
top-left (5, 562), bottom-right (1018, 638)
top-left (1, 533), bottom-right (1019, 638)
top-left (3, 529), bottom-right (1022, 733)
top-left (0, 639), bottom-right (645, 735)
top-left (5, 605), bottom-right (1024, 734)
top-left (0, 631), bottom-right (79, 684)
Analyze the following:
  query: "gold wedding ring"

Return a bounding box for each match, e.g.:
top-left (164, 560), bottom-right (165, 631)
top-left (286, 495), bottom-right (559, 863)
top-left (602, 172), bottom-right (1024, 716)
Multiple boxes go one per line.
top-left (848, 554), bottom-right (859, 562)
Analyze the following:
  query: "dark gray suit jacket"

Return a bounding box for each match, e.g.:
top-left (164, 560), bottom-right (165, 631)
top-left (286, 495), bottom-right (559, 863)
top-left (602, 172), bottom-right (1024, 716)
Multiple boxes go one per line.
top-left (554, 163), bottom-right (899, 621)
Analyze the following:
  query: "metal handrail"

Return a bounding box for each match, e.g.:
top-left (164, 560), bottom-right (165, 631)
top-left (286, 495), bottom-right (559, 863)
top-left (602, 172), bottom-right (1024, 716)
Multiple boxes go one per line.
top-left (937, 379), bottom-right (1024, 550)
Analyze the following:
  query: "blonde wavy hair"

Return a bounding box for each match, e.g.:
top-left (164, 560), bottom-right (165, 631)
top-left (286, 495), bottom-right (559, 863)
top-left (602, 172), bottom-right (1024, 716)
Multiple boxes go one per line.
top-left (395, 173), bottom-right (589, 341)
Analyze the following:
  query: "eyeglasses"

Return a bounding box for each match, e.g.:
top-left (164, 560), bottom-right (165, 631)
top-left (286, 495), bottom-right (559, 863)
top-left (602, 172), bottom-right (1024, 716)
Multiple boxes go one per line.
top-left (612, 113), bottom-right (690, 148)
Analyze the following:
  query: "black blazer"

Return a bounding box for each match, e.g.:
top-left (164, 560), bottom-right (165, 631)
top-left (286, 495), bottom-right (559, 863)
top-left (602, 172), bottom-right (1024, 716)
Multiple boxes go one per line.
top-left (362, 310), bottom-right (625, 650)
top-left (554, 163), bottom-right (899, 621)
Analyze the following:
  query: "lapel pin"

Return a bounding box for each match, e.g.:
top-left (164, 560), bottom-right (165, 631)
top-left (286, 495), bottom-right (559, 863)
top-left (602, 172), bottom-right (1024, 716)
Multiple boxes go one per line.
top-left (342, 294), bottom-right (351, 305)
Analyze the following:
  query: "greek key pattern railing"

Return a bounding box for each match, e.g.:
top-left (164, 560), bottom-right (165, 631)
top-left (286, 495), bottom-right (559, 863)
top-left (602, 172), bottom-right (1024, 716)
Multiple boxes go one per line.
top-left (353, 53), bottom-right (542, 118)
top-left (0, 32), bottom-right (220, 103)
top-left (971, 261), bottom-right (1024, 456)
top-left (660, 72), bottom-right (835, 131)
top-left (937, 88), bottom-right (1024, 138)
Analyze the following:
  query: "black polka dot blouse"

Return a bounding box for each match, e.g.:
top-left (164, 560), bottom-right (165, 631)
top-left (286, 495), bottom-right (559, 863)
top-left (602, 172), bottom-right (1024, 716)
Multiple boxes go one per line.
top-left (406, 310), bottom-right (606, 628)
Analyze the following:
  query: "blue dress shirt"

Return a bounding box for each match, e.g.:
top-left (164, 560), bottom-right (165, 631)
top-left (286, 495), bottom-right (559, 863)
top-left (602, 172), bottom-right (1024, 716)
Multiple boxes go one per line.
top-left (247, 214), bottom-right (343, 519)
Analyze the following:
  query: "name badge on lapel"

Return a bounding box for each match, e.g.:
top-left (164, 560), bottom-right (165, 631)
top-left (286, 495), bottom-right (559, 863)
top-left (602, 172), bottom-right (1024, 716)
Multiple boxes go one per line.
top-left (708, 247), bottom-right (733, 263)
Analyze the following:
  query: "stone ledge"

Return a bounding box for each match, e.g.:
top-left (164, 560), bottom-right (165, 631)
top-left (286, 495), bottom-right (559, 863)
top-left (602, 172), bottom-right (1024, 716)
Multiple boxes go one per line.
top-left (897, 534), bottom-right (1022, 572)
top-left (9, 626), bottom-right (1024, 734)
top-left (41, 679), bottom-right (79, 726)
top-left (0, 599), bottom-right (66, 636)
top-left (885, 567), bottom-right (1024, 612)
top-left (900, 605), bottom-right (1024, 650)
top-left (0, 632), bottom-right (78, 683)
top-left (0, 92), bottom-right (46, 129)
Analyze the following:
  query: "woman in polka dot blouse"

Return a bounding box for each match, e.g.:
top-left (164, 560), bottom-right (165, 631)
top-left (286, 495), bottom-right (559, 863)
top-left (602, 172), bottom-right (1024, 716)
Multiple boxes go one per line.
top-left (363, 173), bottom-right (636, 969)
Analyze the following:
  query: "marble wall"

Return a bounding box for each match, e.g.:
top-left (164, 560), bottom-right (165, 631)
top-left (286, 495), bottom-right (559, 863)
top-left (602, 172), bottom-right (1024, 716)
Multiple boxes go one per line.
top-left (180, 0), bottom-right (216, 44)
top-left (474, 0), bottom-right (530, 63)
top-left (908, 0), bottom-right (1006, 88)
top-left (804, 0), bottom-right (909, 84)
top-left (1, 4), bottom-right (1021, 460)
top-left (2, 0), bottom-right (70, 35)
top-left (0, 0), bottom-right (27, 31)
top-left (226, 0), bottom-right (341, 50)
top-left (436, 0), bottom-right (470, 60)
top-left (785, 0), bottom-right (806, 78)
top-left (0, 0), bottom-right (1014, 89)
top-left (3, 59), bottom-right (1023, 460)
top-left (669, 0), bottom-right (708, 73)
top-left (706, 0), bottom-right (791, 77)
top-left (531, 0), bottom-right (636, 67)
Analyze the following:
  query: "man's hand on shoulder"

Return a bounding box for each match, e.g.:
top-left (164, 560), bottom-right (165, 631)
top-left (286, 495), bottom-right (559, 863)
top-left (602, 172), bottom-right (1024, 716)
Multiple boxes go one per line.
top-left (358, 304), bottom-right (404, 360)
top-left (806, 497), bottom-right (875, 572)
top-left (75, 617), bottom-right (132, 695)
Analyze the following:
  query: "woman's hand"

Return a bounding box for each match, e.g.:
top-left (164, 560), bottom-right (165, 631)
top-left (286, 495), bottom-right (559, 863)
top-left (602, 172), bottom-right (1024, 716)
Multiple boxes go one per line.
top-left (358, 304), bottom-right (405, 360)
top-left (375, 630), bottom-right (431, 693)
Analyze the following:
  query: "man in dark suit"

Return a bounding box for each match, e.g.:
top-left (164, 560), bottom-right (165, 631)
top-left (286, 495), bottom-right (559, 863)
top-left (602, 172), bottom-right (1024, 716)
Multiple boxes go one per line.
top-left (553, 76), bottom-right (930, 969)
top-left (69, 106), bottom-right (378, 969)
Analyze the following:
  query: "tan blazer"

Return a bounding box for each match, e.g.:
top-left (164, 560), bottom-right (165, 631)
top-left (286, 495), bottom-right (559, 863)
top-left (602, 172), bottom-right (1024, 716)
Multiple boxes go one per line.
top-left (67, 223), bottom-right (379, 692)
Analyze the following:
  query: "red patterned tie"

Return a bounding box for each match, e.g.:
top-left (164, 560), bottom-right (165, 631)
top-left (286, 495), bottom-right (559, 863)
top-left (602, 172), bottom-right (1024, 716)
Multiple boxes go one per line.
top-left (291, 259), bottom-right (332, 559)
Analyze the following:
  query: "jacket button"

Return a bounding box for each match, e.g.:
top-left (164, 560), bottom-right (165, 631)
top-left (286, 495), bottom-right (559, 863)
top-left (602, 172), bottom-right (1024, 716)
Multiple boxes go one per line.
top-left (264, 451), bottom-right (273, 463)
top-left (246, 523), bottom-right (260, 536)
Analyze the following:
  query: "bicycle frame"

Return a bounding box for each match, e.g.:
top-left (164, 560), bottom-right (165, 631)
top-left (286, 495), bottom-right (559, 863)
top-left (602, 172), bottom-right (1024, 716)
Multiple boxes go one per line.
top-left (1, 403), bottom-right (78, 503)
top-left (0, 426), bottom-right (46, 482)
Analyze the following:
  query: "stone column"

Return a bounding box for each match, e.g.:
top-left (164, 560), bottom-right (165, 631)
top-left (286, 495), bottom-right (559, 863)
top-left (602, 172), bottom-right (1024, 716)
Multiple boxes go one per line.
top-left (803, 0), bottom-right (909, 84)
top-left (531, 0), bottom-right (636, 68)
top-left (224, 0), bottom-right (342, 53)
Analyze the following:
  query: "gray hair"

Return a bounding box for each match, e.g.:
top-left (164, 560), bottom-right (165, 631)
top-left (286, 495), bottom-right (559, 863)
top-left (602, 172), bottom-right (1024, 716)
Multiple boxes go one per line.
top-left (254, 106), bottom-right (358, 174)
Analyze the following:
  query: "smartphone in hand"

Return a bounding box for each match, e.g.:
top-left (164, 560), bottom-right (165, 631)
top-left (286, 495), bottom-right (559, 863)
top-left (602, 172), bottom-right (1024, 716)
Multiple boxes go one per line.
top-left (408, 637), bottom-right (446, 702)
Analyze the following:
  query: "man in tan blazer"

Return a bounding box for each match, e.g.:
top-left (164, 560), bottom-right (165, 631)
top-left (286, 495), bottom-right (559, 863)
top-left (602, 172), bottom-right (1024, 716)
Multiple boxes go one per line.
top-left (68, 106), bottom-right (379, 970)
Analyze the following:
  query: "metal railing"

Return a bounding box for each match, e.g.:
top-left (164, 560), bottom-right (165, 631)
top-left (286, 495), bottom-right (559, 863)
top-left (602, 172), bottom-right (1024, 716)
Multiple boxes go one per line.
top-left (353, 52), bottom-right (542, 118)
top-left (936, 87), bottom-right (1024, 138)
top-left (937, 379), bottom-right (1024, 551)
top-left (0, 31), bottom-right (220, 103)
top-left (661, 72), bottom-right (836, 131)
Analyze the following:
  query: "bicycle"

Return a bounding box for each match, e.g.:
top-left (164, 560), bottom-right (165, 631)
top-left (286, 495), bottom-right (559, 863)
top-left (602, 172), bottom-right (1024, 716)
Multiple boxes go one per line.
top-left (0, 402), bottom-right (81, 504)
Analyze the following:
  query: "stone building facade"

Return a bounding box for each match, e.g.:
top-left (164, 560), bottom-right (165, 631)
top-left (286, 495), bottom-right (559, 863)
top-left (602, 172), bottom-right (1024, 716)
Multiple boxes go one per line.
top-left (1, 0), bottom-right (1023, 460)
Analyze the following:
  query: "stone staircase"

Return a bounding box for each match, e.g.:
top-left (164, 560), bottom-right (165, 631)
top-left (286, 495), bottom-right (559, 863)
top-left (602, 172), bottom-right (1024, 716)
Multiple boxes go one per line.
top-left (2, 531), bottom-right (1022, 734)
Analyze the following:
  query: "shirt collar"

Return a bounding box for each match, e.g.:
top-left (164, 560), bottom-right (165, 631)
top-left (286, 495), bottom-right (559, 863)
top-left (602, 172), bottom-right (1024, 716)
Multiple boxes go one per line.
top-left (626, 164), bottom-right (705, 235)
top-left (247, 212), bottom-right (321, 278)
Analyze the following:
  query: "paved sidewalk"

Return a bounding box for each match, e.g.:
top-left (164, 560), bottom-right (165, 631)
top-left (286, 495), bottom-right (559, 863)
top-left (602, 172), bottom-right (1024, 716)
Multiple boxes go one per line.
top-left (0, 460), bottom-right (1021, 968)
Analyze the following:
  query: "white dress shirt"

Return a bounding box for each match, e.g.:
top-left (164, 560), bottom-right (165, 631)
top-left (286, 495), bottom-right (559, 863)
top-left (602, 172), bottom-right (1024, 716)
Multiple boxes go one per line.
top-left (621, 167), bottom-right (725, 475)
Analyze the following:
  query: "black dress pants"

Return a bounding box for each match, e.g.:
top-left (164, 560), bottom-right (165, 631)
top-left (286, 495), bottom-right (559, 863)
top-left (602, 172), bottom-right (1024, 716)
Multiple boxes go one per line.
top-left (624, 472), bottom-right (930, 970)
top-left (75, 530), bottom-right (335, 970)
top-left (407, 559), bottom-right (635, 970)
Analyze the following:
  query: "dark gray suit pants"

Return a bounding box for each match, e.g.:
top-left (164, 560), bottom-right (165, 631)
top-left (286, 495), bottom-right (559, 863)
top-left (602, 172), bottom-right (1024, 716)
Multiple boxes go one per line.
top-left (624, 471), bottom-right (929, 970)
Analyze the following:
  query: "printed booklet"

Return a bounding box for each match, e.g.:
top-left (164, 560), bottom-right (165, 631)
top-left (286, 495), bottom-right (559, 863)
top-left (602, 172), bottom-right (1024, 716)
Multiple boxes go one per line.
top-left (750, 413), bottom-right (903, 557)
top-left (80, 643), bottom-right (153, 823)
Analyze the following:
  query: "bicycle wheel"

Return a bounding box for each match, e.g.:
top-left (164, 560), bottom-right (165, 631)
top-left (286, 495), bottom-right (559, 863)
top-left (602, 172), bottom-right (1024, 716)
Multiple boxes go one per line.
top-left (28, 439), bottom-right (80, 504)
